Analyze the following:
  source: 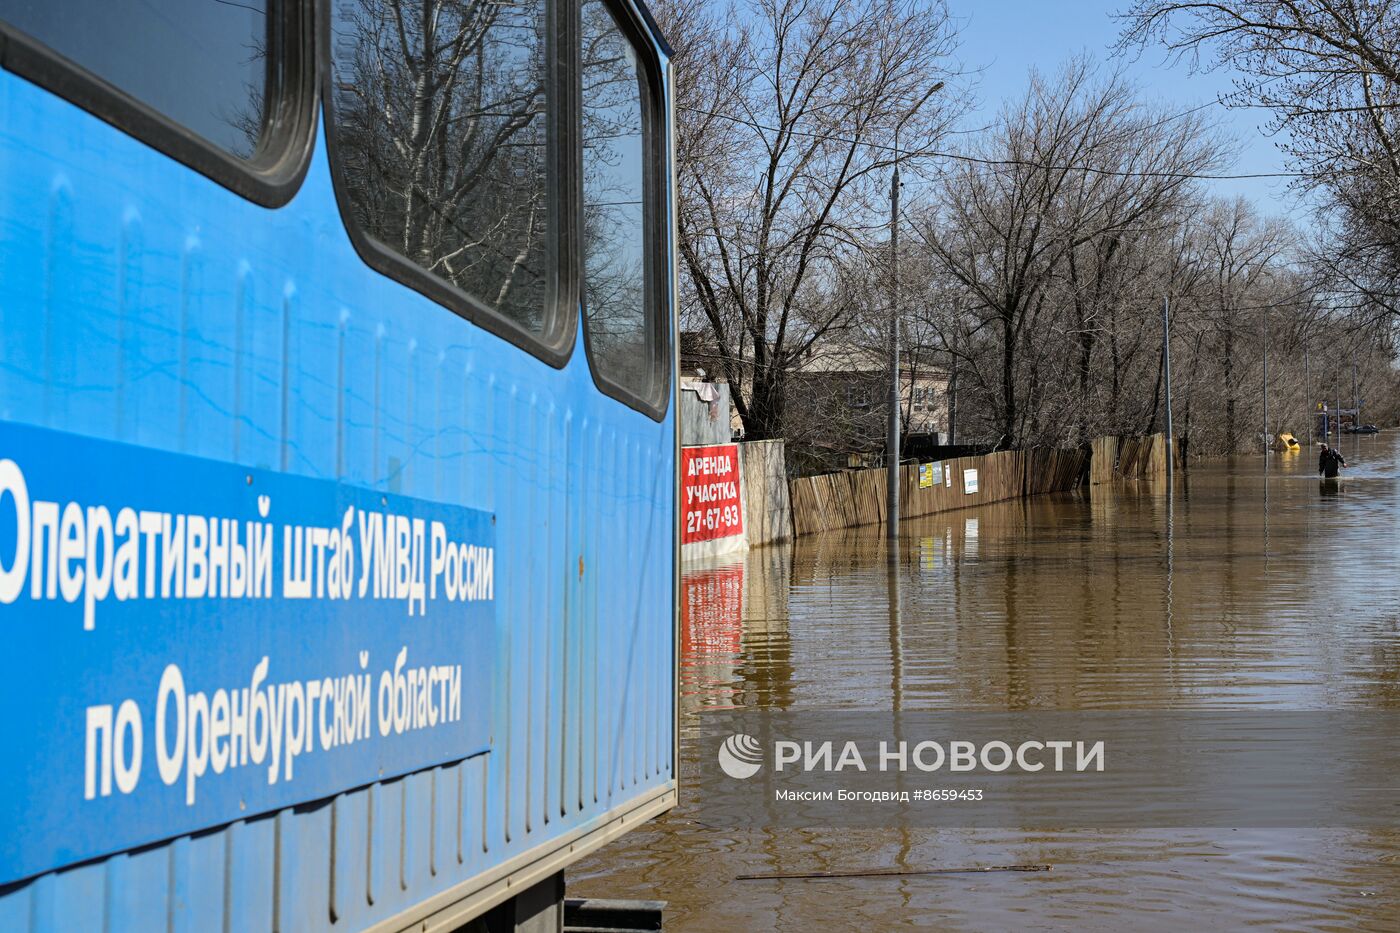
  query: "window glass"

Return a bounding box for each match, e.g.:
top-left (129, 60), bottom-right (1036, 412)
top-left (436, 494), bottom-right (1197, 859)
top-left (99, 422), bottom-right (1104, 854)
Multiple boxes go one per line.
top-left (1, 0), bottom-right (275, 159)
top-left (582, 0), bottom-right (662, 404)
top-left (331, 0), bottom-right (553, 334)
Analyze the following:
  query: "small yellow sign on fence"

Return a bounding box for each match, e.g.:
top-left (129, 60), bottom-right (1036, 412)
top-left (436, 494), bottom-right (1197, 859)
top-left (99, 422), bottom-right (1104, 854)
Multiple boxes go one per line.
top-left (918, 463), bottom-right (935, 488)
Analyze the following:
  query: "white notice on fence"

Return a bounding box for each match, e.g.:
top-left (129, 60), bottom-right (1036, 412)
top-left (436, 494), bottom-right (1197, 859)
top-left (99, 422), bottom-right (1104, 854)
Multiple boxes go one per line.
top-left (943, 465), bottom-right (952, 487)
top-left (963, 468), bottom-right (979, 494)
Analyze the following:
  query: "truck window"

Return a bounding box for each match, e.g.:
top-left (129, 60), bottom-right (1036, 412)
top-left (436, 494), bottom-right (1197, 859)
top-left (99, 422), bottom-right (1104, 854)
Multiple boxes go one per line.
top-left (1, 0), bottom-right (278, 160)
top-left (581, 0), bottom-right (667, 410)
top-left (329, 0), bottom-right (558, 338)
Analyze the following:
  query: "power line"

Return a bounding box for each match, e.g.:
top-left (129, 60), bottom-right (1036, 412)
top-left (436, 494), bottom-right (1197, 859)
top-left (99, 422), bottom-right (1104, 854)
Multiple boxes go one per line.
top-left (1134, 73), bottom-right (1292, 133)
top-left (678, 105), bottom-right (1313, 180)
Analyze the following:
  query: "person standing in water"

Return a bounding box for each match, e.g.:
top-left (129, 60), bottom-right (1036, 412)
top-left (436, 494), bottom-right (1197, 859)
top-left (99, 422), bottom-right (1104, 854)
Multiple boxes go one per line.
top-left (1319, 443), bottom-right (1347, 478)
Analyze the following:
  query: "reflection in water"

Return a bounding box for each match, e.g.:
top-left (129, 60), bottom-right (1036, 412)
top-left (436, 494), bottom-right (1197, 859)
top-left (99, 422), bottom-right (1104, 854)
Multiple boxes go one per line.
top-left (573, 437), bottom-right (1400, 930)
top-left (1164, 470), bottom-right (1176, 658)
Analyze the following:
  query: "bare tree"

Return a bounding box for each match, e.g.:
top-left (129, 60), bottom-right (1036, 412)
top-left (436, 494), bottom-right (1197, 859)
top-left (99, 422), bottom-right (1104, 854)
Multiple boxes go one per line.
top-left (1119, 0), bottom-right (1400, 324)
top-left (1173, 198), bottom-right (1296, 451)
top-left (913, 58), bottom-right (1225, 448)
top-left (656, 0), bottom-right (960, 439)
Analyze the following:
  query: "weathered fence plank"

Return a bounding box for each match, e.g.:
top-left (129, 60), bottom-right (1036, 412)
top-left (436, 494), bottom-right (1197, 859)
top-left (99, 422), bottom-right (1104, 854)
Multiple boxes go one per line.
top-left (1091, 433), bottom-right (1179, 483)
top-left (788, 447), bottom-right (1087, 535)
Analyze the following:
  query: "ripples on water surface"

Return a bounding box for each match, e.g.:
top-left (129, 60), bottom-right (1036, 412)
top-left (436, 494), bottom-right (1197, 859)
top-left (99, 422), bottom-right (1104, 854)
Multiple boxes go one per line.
top-left (572, 436), bottom-right (1400, 931)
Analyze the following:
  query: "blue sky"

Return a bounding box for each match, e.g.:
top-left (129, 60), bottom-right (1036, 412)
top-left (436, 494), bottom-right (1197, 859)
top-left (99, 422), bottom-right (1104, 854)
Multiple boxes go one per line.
top-left (947, 0), bottom-right (1308, 224)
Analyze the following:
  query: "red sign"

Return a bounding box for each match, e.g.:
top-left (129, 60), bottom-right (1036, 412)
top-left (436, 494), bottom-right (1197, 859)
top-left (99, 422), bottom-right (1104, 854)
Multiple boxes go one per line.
top-left (682, 444), bottom-right (744, 544)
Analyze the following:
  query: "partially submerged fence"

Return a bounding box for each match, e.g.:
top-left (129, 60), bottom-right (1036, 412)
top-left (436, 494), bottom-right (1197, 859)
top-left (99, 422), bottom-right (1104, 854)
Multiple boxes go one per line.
top-left (1090, 433), bottom-right (1178, 484)
top-left (1022, 446), bottom-right (1093, 496)
top-left (788, 447), bottom-right (1089, 536)
top-left (788, 466), bottom-right (889, 537)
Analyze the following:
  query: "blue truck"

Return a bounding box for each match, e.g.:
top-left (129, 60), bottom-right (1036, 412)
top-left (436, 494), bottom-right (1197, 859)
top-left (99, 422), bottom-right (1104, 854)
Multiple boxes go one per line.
top-left (0, 1), bottom-right (678, 929)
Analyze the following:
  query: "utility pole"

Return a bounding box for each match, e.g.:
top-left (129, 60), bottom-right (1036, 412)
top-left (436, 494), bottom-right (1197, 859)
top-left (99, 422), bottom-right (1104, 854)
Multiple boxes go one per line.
top-left (886, 155), bottom-right (901, 540)
top-left (1353, 362), bottom-right (1360, 429)
top-left (1162, 297), bottom-right (1173, 478)
top-left (1303, 344), bottom-right (1311, 446)
top-left (886, 81), bottom-right (941, 541)
top-left (948, 351), bottom-right (957, 445)
top-left (1261, 305), bottom-right (1269, 454)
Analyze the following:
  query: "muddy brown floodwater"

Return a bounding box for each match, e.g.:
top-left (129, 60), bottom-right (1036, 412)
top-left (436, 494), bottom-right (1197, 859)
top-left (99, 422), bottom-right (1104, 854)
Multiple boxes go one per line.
top-left (571, 434), bottom-right (1400, 931)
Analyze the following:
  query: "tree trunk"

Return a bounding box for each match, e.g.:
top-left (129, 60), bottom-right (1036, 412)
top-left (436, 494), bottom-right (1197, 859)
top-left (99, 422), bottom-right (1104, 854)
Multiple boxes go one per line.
top-left (742, 366), bottom-right (787, 441)
top-left (1077, 330), bottom-right (1094, 444)
top-left (999, 313), bottom-right (1017, 449)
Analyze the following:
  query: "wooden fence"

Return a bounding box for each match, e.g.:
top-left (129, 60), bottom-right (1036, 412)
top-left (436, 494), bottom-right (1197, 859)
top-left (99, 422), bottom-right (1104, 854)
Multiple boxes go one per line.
top-left (788, 466), bottom-right (890, 536)
top-left (1090, 433), bottom-right (1178, 484)
top-left (1022, 446), bottom-right (1092, 496)
top-left (787, 447), bottom-right (1089, 536)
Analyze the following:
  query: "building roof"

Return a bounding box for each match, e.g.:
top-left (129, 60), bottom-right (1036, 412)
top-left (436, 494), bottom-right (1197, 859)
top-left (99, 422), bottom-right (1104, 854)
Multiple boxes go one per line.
top-left (796, 342), bottom-right (947, 378)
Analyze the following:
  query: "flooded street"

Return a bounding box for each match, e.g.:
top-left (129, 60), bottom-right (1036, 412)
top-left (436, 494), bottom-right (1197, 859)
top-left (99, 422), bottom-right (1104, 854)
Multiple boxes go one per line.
top-left (572, 435), bottom-right (1400, 931)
